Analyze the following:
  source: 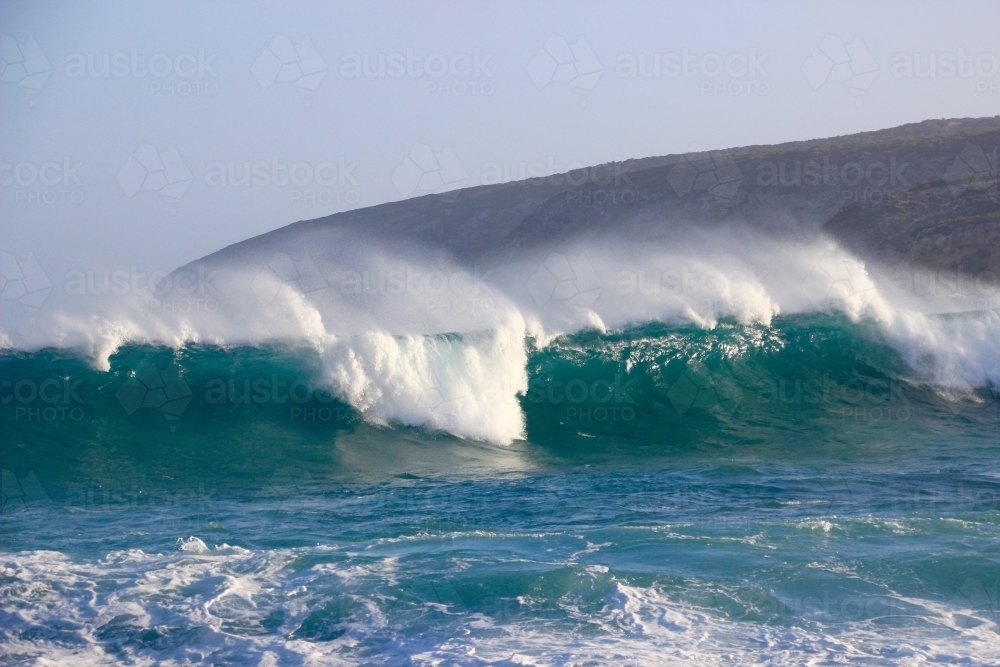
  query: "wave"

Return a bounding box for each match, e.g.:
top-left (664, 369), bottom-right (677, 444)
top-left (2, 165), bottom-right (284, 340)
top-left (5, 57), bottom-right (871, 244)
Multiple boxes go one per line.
top-left (2, 319), bottom-right (997, 503)
top-left (2, 228), bottom-right (999, 444)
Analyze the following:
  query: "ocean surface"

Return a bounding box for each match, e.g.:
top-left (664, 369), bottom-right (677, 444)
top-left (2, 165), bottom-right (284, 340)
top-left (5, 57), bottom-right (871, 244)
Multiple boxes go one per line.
top-left (3, 231), bottom-right (1000, 664)
top-left (3, 313), bottom-right (999, 665)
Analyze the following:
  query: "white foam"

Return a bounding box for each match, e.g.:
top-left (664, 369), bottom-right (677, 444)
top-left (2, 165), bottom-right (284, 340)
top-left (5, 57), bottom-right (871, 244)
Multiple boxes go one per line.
top-left (317, 320), bottom-right (527, 444)
top-left (2, 229), bottom-right (997, 441)
top-left (3, 546), bottom-right (997, 666)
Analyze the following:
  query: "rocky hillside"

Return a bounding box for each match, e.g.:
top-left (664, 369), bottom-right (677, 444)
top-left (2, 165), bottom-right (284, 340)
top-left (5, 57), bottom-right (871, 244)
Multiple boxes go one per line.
top-left (187, 117), bottom-right (999, 276)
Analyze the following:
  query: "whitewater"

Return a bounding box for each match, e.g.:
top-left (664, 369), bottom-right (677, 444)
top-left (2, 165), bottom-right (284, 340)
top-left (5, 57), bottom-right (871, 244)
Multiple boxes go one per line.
top-left (3, 228), bottom-right (999, 443)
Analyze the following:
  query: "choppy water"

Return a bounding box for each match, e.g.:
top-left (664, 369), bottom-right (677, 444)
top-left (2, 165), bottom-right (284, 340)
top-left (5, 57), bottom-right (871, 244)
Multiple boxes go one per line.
top-left (3, 316), bottom-right (999, 665)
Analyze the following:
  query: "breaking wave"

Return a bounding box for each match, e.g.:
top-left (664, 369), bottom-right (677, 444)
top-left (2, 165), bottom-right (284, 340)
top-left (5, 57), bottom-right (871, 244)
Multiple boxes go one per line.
top-left (2, 227), bottom-right (998, 444)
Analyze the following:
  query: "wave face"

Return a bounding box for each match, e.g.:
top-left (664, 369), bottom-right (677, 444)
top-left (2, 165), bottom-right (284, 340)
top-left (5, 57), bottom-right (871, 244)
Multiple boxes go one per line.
top-left (2, 315), bottom-right (997, 485)
top-left (2, 227), bottom-right (999, 664)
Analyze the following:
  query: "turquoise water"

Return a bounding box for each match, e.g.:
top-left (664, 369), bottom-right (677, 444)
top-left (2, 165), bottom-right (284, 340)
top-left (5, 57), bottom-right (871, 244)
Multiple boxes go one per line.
top-left (2, 315), bottom-right (999, 664)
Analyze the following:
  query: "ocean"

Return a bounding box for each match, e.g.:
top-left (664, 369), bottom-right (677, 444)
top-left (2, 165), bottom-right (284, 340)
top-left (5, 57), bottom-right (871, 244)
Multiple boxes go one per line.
top-left (3, 309), bottom-right (999, 664)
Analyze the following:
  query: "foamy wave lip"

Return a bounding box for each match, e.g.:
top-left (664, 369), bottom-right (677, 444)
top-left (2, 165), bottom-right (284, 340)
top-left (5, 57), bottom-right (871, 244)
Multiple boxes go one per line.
top-left (1, 231), bottom-right (997, 442)
top-left (878, 308), bottom-right (1000, 389)
top-left (317, 318), bottom-right (528, 444)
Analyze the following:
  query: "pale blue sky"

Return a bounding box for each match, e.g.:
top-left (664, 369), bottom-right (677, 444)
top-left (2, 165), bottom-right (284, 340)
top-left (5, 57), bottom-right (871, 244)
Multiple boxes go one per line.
top-left (2, 0), bottom-right (998, 275)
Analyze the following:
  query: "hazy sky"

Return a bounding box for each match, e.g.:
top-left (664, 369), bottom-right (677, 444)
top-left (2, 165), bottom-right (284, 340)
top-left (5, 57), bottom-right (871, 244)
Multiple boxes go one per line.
top-left (2, 0), bottom-right (998, 277)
